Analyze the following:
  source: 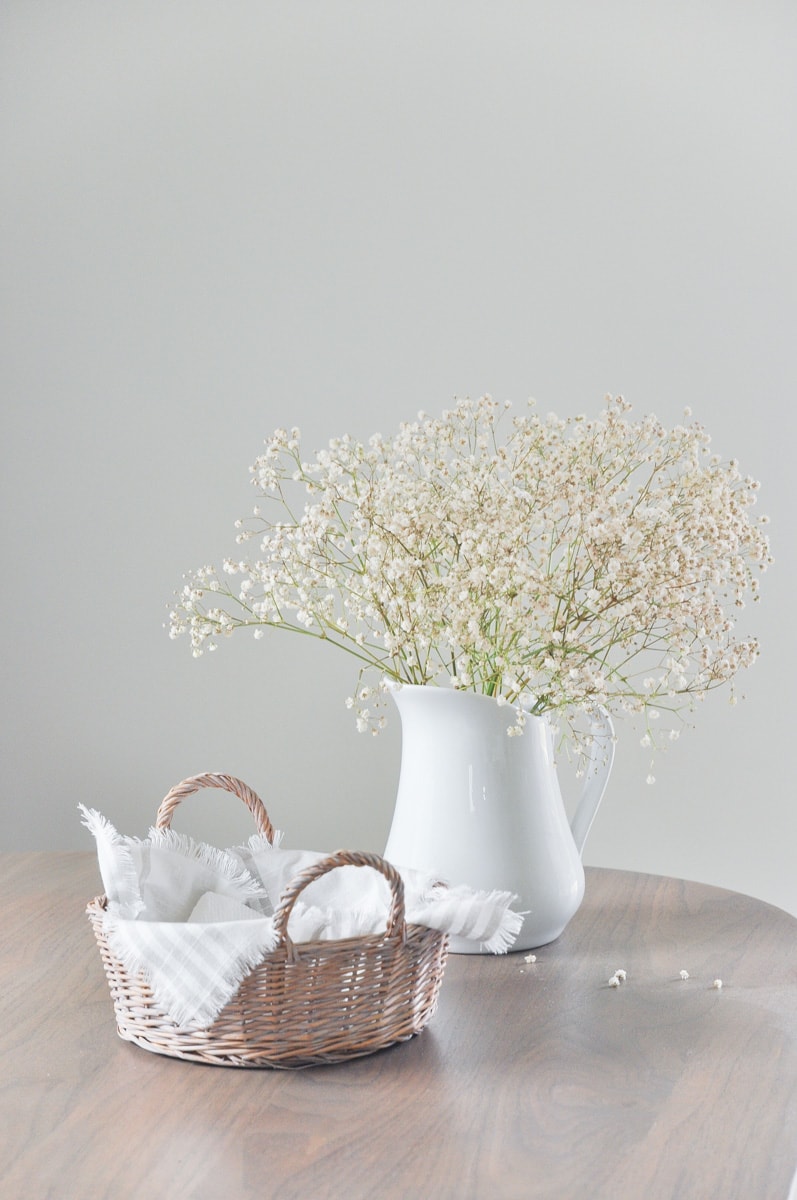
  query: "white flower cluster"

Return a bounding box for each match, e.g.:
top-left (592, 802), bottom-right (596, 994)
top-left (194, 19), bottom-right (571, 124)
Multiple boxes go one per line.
top-left (169, 395), bottom-right (771, 751)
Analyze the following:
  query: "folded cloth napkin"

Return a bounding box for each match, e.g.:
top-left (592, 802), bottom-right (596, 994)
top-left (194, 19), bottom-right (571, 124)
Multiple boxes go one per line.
top-left (81, 806), bottom-right (522, 1028)
top-left (102, 906), bottom-right (279, 1028)
top-left (229, 835), bottom-right (521, 950)
top-left (80, 806), bottom-right (270, 920)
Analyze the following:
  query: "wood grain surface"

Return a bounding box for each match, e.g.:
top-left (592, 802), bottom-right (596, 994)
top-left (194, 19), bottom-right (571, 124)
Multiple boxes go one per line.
top-left (1, 853), bottom-right (795, 1199)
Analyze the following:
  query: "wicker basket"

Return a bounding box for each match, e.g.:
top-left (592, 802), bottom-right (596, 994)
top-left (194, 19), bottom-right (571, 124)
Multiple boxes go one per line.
top-left (87, 773), bottom-right (449, 1068)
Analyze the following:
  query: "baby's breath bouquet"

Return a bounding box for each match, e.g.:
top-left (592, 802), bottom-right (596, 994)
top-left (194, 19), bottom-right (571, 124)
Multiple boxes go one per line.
top-left (169, 396), bottom-right (770, 759)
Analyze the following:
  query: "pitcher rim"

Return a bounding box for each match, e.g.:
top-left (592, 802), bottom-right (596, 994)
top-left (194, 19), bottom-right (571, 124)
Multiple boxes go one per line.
top-left (386, 680), bottom-right (547, 718)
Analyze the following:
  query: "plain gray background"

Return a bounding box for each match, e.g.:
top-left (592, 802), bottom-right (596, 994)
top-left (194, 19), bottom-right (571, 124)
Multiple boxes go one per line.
top-left (2, 3), bottom-right (795, 915)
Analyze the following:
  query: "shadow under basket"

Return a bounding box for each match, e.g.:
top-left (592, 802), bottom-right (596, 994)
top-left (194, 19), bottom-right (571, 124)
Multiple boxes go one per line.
top-left (86, 773), bottom-right (450, 1069)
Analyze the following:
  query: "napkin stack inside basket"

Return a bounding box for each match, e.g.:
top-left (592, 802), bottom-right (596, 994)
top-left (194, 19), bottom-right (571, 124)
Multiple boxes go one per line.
top-left (81, 805), bottom-right (522, 1028)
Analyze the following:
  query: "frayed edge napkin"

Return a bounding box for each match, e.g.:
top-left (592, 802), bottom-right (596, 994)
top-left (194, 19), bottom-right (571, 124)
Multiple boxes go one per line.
top-left (103, 908), bottom-right (279, 1028)
top-left (83, 807), bottom-right (522, 1027)
top-left (79, 805), bottom-right (270, 920)
top-left (230, 835), bottom-right (522, 953)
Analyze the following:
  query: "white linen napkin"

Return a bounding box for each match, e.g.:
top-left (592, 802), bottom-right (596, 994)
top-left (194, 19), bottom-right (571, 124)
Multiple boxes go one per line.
top-left (102, 908), bottom-right (279, 1028)
top-left (80, 805), bottom-right (269, 919)
top-left (230, 834), bottom-right (522, 952)
top-left (82, 806), bottom-right (522, 1029)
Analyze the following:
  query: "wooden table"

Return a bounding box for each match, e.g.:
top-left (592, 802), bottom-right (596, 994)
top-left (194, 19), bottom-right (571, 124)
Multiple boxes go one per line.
top-left (2, 853), bottom-right (796, 1199)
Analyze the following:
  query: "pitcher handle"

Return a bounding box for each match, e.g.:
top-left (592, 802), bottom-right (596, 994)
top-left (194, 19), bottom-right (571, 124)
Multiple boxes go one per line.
top-left (569, 706), bottom-right (615, 855)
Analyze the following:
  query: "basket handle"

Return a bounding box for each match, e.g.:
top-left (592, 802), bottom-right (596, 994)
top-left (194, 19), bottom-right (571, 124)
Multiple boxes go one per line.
top-left (154, 773), bottom-right (276, 844)
top-left (274, 850), bottom-right (406, 953)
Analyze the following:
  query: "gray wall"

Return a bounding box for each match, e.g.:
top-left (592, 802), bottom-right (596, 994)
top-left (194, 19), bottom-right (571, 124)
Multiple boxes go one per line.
top-left (3, 3), bottom-right (795, 915)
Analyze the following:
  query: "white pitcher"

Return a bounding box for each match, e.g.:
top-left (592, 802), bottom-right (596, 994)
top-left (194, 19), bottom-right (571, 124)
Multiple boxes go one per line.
top-left (384, 685), bottom-right (615, 953)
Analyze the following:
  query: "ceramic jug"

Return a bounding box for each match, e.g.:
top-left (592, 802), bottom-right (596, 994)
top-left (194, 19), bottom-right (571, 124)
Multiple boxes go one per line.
top-left (383, 685), bottom-right (615, 953)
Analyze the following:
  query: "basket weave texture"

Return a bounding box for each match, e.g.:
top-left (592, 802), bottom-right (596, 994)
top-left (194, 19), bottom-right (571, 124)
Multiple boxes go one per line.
top-left (87, 773), bottom-right (449, 1069)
